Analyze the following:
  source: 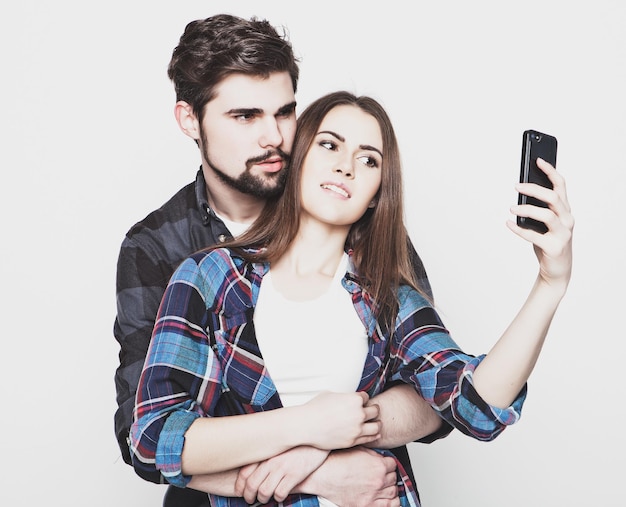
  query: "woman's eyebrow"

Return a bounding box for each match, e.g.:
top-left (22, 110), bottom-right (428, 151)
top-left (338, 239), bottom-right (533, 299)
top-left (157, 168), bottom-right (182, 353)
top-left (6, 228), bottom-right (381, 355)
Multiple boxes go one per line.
top-left (317, 130), bottom-right (343, 141)
top-left (360, 144), bottom-right (382, 157)
top-left (317, 130), bottom-right (383, 156)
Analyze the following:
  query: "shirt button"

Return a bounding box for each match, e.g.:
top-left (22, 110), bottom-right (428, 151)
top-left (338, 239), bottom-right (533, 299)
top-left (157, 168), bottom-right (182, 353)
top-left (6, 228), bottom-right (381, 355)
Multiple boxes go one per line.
top-left (218, 234), bottom-right (227, 243)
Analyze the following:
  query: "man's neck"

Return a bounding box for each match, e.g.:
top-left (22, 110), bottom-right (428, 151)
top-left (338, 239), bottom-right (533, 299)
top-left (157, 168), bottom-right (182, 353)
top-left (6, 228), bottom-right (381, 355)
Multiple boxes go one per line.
top-left (203, 170), bottom-right (266, 224)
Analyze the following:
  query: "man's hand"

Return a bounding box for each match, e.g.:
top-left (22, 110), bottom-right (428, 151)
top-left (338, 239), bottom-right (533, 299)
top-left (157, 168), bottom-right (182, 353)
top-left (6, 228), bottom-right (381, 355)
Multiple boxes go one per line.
top-left (298, 447), bottom-right (400, 507)
top-left (235, 446), bottom-right (329, 504)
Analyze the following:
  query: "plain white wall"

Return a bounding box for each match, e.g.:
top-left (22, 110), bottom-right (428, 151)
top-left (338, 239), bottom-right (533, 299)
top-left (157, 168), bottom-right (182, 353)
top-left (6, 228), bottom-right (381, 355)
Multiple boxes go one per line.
top-left (1, 1), bottom-right (624, 505)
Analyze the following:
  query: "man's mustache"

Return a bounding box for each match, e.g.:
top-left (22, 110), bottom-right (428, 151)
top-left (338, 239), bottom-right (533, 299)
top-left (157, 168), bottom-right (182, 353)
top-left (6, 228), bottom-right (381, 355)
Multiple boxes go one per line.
top-left (247, 149), bottom-right (291, 168)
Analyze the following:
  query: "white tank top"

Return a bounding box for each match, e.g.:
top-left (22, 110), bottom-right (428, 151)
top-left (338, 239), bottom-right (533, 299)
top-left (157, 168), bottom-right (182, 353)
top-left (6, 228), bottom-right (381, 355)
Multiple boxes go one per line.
top-left (254, 254), bottom-right (368, 507)
top-left (254, 253), bottom-right (369, 408)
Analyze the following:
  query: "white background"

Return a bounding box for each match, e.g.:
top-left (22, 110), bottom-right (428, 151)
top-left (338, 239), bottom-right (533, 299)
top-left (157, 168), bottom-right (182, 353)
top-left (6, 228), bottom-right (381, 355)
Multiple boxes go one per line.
top-left (1, 1), bottom-right (624, 506)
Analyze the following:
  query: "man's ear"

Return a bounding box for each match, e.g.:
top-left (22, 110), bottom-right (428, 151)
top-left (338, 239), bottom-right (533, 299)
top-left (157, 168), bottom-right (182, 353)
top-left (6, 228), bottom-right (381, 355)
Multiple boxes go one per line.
top-left (174, 101), bottom-right (200, 140)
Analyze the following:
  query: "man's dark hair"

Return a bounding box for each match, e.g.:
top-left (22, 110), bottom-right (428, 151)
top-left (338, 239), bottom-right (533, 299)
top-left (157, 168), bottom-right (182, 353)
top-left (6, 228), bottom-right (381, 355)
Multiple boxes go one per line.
top-left (167, 14), bottom-right (300, 122)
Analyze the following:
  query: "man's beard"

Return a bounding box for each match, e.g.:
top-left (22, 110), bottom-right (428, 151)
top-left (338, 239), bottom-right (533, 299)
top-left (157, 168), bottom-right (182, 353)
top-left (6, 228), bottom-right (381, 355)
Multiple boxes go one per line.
top-left (201, 133), bottom-right (290, 199)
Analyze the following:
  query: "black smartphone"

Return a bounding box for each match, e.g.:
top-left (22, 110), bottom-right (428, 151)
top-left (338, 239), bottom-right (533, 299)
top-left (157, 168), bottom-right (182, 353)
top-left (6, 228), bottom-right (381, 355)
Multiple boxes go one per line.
top-left (517, 129), bottom-right (558, 233)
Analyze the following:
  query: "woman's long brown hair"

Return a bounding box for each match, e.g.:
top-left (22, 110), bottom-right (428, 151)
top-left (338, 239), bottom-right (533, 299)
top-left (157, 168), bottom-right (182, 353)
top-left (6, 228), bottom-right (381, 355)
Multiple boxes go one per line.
top-left (218, 91), bottom-right (422, 331)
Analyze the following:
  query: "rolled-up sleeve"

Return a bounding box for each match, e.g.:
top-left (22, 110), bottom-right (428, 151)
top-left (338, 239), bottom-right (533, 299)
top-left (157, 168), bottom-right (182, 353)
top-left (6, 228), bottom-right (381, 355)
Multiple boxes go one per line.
top-left (390, 287), bottom-right (527, 441)
top-left (129, 255), bottom-right (223, 486)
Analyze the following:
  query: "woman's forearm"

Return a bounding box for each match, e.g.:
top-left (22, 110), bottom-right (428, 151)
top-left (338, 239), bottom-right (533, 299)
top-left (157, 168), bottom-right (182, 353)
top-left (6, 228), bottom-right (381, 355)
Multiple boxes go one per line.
top-left (472, 276), bottom-right (568, 408)
top-left (181, 391), bottom-right (380, 475)
top-left (182, 405), bottom-right (311, 475)
top-left (187, 470), bottom-right (241, 496)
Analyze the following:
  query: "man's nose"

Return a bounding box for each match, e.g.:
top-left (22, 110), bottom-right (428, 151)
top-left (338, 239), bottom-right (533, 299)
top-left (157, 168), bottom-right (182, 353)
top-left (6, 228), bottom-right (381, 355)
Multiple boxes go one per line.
top-left (259, 117), bottom-right (283, 148)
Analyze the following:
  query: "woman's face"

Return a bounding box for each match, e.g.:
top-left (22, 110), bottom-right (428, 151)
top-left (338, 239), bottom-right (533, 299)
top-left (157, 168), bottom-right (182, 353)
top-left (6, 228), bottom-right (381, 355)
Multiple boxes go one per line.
top-left (300, 104), bottom-right (383, 229)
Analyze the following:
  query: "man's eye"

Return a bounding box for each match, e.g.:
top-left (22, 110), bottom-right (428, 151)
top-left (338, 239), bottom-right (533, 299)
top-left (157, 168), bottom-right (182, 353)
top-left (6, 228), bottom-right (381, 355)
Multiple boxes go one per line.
top-left (277, 109), bottom-right (295, 119)
top-left (235, 113), bottom-right (255, 122)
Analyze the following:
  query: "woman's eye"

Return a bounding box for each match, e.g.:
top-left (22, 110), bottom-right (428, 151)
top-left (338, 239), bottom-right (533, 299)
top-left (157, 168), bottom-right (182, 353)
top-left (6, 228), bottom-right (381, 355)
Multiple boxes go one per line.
top-left (319, 140), bottom-right (336, 151)
top-left (358, 155), bottom-right (379, 168)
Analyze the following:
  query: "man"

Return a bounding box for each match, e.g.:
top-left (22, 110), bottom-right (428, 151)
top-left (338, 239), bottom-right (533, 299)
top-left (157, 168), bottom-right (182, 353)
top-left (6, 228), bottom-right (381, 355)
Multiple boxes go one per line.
top-left (114, 13), bottom-right (449, 506)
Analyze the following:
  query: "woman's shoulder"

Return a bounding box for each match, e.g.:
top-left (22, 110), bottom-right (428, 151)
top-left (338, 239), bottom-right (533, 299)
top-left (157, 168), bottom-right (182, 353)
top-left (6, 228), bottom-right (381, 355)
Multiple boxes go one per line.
top-left (168, 247), bottom-right (256, 284)
top-left (395, 284), bottom-right (447, 331)
top-left (184, 247), bottom-right (264, 278)
top-left (173, 247), bottom-right (264, 312)
top-left (397, 284), bottom-right (433, 311)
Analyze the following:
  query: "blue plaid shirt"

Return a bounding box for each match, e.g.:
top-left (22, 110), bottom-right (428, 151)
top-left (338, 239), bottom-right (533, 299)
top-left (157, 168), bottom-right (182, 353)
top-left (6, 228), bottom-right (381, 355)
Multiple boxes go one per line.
top-left (130, 247), bottom-right (526, 506)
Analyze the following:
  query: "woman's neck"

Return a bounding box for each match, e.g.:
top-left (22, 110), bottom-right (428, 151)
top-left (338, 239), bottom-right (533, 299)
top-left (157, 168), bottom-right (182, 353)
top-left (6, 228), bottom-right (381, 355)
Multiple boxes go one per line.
top-left (269, 219), bottom-right (349, 301)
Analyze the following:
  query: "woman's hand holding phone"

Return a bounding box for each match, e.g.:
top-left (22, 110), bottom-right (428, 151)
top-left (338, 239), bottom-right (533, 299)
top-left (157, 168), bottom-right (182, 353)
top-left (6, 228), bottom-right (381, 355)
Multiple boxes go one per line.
top-left (509, 156), bottom-right (574, 292)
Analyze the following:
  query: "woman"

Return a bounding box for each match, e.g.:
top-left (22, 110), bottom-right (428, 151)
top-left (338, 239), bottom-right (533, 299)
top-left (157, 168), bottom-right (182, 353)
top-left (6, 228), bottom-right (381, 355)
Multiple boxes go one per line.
top-left (130, 91), bottom-right (574, 506)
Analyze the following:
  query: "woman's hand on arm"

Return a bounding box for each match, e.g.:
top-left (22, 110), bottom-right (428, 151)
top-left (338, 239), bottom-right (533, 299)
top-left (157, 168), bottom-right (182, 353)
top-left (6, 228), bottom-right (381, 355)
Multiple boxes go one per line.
top-left (473, 158), bottom-right (574, 408)
top-left (182, 449), bottom-right (328, 503)
top-left (188, 446), bottom-right (400, 506)
top-left (184, 454), bottom-right (326, 503)
top-left (303, 391), bottom-right (381, 448)
top-left (236, 446), bottom-right (400, 506)
top-left (235, 446), bottom-right (329, 503)
top-left (181, 391), bottom-right (381, 475)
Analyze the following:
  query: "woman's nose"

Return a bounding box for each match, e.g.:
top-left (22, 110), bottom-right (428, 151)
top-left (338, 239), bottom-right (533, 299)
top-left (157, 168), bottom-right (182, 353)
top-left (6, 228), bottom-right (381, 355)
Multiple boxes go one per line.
top-left (333, 163), bottom-right (353, 178)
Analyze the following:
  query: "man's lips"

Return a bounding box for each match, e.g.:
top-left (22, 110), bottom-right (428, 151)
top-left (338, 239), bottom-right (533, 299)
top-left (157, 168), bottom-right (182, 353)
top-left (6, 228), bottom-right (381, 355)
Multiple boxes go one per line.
top-left (254, 157), bottom-right (284, 173)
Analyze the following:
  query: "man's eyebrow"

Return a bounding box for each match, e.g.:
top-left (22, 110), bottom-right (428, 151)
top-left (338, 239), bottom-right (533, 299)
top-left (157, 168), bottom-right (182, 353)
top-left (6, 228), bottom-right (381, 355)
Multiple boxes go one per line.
top-left (226, 101), bottom-right (297, 117)
top-left (227, 107), bottom-right (262, 115)
top-left (317, 130), bottom-right (383, 157)
top-left (278, 101), bottom-right (297, 115)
